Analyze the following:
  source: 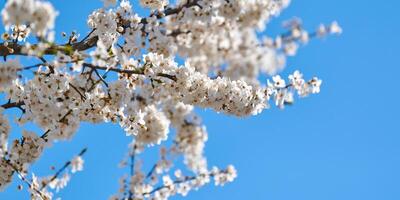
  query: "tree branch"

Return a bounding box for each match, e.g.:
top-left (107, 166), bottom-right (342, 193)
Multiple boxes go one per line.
top-left (0, 0), bottom-right (201, 58)
top-left (82, 63), bottom-right (177, 81)
top-left (3, 158), bottom-right (47, 200)
top-left (1, 101), bottom-right (25, 111)
top-left (40, 148), bottom-right (87, 190)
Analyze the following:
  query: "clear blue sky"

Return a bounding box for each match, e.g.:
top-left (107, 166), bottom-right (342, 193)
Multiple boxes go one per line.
top-left (2, 0), bottom-right (400, 199)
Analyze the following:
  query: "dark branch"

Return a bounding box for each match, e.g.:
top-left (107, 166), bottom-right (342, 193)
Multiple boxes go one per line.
top-left (40, 148), bottom-right (87, 190)
top-left (0, 0), bottom-right (201, 57)
top-left (1, 101), bottom-right (25, 111)
top-left (82, 63), bottom-right (177, 82)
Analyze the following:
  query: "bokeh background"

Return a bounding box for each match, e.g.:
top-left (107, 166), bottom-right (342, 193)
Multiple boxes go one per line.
top-left (1, 0), bottom-right (400, 199)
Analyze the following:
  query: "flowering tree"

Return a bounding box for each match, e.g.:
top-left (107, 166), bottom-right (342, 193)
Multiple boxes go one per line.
top-left (0, 0), bottom-right (341, 199)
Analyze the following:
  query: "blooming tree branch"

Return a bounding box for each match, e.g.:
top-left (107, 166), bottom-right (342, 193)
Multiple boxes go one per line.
top-left (0, 0), bottom-right (341, 199)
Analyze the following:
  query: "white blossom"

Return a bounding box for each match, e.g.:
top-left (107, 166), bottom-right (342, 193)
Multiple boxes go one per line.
top-left (140, 0), bottom-right (169, 11)
top-left (49, 173), bottom-right (70, 192)
top-left (213, 165), bottom-right (237, 186)
top-left (1, 0), bottom-right (57, 36)
top-left (272, 75), bottom-right (286, 89)
top-left (134, 105), bottom-right (170, 146)
top-left (0, 59), bottom-right (20, 90)
top-left (9, 130), bottom-right (45, 166)
top-left (0, 159), bottom-right (13, 191)
top-left (0, 108), bottom-right (10, 158)
top-left (88, 8), bottom-right (119, 47)
top-left (71, 156), bottom-right (84, 173)
top-left (329, 21), bottom-right (343, 35)
top-left (310, 77), bottom-right (323, 94)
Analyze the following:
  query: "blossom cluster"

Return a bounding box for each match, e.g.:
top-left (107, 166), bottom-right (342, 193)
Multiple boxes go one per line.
top-left (263, 18), bottom-right (343, 56)
top-left (165, 64), bottom-right (268, 116)
top-left (27, 150), bottom-right (85, 199)
top-left (268, 70), bottom-right (323, 108)
top-left (0, 59), bottom-right (20, 90)
top-left (140, 0), bottom-right (169, 11)
top-left (110, 142), bottom-right (236, 200)
top-left (0, 108), bottom-right (12, 191)
top-left (0, 0), bottom-right (340, 199)
top-left (2, 0), bottom-right (57, 37)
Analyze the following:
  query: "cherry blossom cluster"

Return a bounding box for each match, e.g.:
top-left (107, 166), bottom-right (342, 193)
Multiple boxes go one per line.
top-left (0, 0), bottom-right (341, 199)
top-left (0, 108), bottom-right (10, 157)
top-left (163, 64), bottom-right (267, 116)
top-left (0, 59), bottom-right (20, 90)
top-left (268, 70), bottom-right (323, 108)
top-left (110, 142), bottom-right (236, 200)
top-left (2, 0), bottom-right (57, 37)
top-left (263, 18), bottom-right (343, 56)
top-left (25, 149), bottom-right (85, 200)
top-left (140, 0), bottom-right (169, 10)
top-left (164, 102), bottom-right (208, 173)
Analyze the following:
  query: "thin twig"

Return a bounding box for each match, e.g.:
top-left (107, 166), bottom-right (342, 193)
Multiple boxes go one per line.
top-left (69, 83), bottom-right (87, 100)
top-left (79, 29), bottom-right (96, 43)
top-left (145, 164), bottom-right (157, 179)
top-left (93, 68), bottom-right (109, 87)
top-left (82, 63), bottom-right (177, 82)
top-left (143, 171), bottom-right (217, 195)
top-left (3, 159), bottom-right (46, 200)
top-left (20, 63), bottom-right (45, 70)
top-left (40, 148), bottom-right (87, 190)
top-left (128, 144), bottom-right (137, 200)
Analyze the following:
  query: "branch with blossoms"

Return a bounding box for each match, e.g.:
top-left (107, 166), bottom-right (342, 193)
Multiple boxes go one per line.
top-left (0, 0), bottom-right (341, 199)
top-left (1, 145), bottom-right (86, 200)
top-left (112, 140), bottom-right (236, 200)
top-left (263, 18), bottom-right (342, 56)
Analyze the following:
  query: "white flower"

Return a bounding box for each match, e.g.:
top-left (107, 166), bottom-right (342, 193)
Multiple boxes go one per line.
top-left (1, 0), bottom-right (35, 28)
top-left (9, 130), bottom-right (45, 165)
top-left (284, 42), bottom-right (299, 56)
top-left (71, 156), bottom-right (84, 173)
top-left (134, 105), bottom-right (170, 145)
top-left (140, 0), bottom-right (169, 10)
top-left (213, 165), bottom-right (237, 186)
top-left (272, 75), bottom-right (286, 88)
top-left (30, 1), bottom-right (58, 36)
top-left (49, 173), bottom-right (70, 192)
top-left (289, 70), bottom-right (305, 89)
top-left (289, 70), bottom-right (303, 81)
top-left (162, 175), bottom-right (173, 186)
top-left (87, 9), bottom-right (118, 47)
top-left (317, 24), bottom-right (327, 37)
top-left (310, 77), bottom-right (322, 93)
top-left (225, 165), bottom-right (237, 182)
top-left (1, 0), bottom-right (57, 36)
top-left (329, 21), bottom-right (342, 35)
top-left (300, 30), bottom-right (309, 43)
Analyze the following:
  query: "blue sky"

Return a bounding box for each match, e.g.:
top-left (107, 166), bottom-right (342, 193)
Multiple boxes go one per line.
top-left (2, 0), bottom-right (400, 200)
